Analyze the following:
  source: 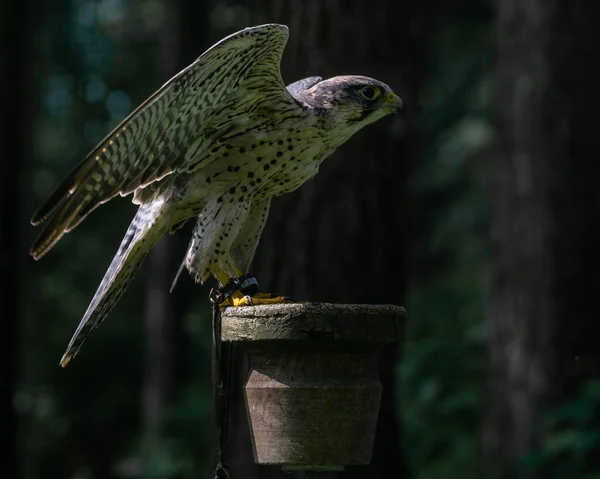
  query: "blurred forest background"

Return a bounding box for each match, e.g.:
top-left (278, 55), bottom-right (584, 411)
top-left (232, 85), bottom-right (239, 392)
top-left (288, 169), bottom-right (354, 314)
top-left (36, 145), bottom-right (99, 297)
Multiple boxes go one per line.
top-left (2, 0), bottom-right (600, 478)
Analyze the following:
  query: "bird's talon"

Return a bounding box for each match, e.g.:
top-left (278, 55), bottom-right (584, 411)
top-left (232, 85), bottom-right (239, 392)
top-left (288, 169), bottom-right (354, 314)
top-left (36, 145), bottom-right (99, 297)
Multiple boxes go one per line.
top-left (214, 279), bottom-right (297, 307)
top-left (246, 293), bottom-right (295, 305)
top-left (231, 294), bottom-right (253, 306)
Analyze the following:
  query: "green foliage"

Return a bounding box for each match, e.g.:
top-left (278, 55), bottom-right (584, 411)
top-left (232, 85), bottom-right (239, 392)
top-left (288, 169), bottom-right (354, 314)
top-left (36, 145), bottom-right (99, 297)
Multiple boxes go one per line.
top-left (520, 380), bottom-right (600, 478)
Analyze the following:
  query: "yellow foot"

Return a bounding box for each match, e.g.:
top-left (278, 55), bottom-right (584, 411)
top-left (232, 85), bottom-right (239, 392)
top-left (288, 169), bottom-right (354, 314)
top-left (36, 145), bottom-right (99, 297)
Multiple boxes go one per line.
top-left (221, 291), bottom-right (295, 307)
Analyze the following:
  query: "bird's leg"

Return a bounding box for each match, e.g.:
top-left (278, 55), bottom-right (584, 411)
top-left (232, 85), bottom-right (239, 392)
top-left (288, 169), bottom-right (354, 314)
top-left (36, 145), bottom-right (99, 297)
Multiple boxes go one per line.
top-left (212, 273), bottom-right (294, 307)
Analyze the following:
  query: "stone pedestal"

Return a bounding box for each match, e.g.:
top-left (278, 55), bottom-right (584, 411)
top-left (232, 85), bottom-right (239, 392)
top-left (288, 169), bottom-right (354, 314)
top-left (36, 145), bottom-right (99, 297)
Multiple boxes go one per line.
top-left (220, 302), bottom-right (405, 472)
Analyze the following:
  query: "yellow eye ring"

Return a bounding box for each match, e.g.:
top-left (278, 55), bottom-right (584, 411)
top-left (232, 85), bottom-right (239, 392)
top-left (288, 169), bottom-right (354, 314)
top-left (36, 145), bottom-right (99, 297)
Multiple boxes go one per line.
top-left (360, 86), bottom-right (380, 101)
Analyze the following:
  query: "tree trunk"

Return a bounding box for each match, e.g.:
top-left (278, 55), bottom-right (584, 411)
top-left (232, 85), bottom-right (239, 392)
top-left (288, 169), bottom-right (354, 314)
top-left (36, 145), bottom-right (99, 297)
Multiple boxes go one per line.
top-left (483, 0), bottom-right (567, 476)
top-left (217, 1), bottom-right (420, 477)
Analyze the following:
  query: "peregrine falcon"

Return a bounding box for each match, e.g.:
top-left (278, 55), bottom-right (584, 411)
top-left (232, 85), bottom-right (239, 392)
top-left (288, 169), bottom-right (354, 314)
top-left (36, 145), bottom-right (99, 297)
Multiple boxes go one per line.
top-left (30, 24), bottom-right (403, 366)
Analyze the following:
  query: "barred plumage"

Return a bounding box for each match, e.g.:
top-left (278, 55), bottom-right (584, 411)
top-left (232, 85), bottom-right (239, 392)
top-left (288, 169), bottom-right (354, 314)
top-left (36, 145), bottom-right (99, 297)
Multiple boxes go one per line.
top-left (30, 24), bottom-right (403, 366)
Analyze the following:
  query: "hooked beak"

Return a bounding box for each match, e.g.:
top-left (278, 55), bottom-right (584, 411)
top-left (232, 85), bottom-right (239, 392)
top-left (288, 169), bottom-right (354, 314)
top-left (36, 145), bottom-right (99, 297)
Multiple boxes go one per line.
top-left (383, 92), bottom-right (403, 115)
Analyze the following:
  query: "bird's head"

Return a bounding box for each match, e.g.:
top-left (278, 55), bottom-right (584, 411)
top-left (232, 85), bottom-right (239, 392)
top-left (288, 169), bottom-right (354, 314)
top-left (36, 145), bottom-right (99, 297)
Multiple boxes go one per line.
top-left (299, 75), bottom-right (403, 133)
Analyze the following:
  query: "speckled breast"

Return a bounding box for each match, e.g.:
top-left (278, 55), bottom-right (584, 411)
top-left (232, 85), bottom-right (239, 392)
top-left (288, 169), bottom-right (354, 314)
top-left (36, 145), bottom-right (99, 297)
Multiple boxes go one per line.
top-left (182, 113), bottom-right (333, 206)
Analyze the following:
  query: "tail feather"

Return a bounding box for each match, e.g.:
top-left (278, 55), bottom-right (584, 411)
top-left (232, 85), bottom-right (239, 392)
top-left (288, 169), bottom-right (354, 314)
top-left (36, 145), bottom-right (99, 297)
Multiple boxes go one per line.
top-left (59, 203), bottom-right (170, 367)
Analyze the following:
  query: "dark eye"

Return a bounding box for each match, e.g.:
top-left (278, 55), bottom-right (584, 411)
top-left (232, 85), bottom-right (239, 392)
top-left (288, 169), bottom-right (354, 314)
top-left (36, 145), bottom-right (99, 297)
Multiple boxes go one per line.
top-left (360, 86), bottom-right (378, 100)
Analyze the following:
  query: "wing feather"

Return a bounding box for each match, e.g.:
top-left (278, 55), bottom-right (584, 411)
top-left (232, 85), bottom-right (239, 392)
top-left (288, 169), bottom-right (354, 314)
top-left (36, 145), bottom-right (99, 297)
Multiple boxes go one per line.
top-left (30, 24), bottom-right (290, 260)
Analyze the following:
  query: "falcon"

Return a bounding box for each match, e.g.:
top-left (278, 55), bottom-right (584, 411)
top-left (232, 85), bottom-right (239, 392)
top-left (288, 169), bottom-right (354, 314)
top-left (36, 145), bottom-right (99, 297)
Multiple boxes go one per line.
top-left (30, 24), bottom-right (403, 366)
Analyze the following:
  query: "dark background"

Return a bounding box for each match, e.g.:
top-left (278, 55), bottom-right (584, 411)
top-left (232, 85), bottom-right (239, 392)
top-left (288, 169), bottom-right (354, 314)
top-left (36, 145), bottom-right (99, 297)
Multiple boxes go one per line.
top-left (2, 0), bottom-right (600, 478)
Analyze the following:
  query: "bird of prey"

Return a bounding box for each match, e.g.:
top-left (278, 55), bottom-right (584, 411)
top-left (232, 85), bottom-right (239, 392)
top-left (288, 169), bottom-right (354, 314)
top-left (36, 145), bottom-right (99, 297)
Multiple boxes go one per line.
top-left (30, 24), bottom-right (403, 366)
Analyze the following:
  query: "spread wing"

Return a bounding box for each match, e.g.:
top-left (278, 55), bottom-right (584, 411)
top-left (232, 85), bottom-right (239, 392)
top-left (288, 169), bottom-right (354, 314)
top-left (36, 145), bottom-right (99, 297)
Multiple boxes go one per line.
top-left (30, 24), bottom-right (291, 260)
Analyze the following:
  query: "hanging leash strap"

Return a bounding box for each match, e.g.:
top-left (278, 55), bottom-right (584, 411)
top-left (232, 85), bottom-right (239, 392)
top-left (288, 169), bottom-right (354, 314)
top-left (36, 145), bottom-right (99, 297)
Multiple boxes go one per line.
top-left (210, 289), bottom-right (234, 479)
top-left (209, 275), bottom-right (260, 478)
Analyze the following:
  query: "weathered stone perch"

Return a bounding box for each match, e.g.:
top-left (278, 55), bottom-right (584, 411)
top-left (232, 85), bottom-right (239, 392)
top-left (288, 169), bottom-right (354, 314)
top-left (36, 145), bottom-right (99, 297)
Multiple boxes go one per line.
top-left (220, 302), bottom-right (406, 472)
